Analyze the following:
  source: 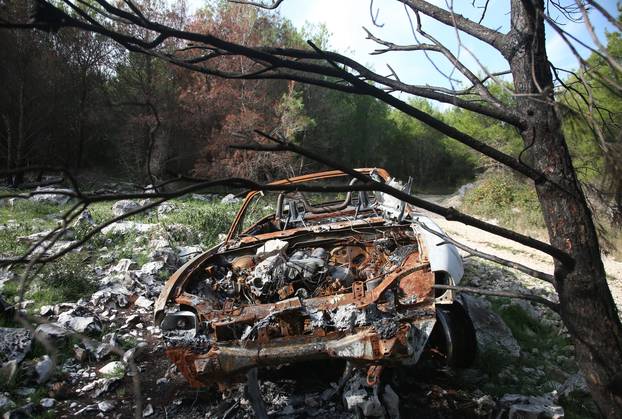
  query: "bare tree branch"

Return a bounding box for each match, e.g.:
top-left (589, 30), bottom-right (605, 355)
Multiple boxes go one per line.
top-left (228, 0), bottom-right (285, 10)
top-left (400, 0), bottom-right (507, 50)
top-left (433, 284), bottom-right (560, 312)
top-left (235, 130), bottom-right (574, 268)
top-left (413, 218), bottom-right (556, 284)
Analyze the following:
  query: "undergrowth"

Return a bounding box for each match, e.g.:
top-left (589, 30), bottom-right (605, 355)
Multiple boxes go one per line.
top-left (29, 252), bottom-right (97, 307)
top-left (461, 170), bottom-right (545, 236)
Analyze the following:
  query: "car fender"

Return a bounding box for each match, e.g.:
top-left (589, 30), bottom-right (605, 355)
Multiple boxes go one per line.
top-left (413, 216), bottom-right (463, 284)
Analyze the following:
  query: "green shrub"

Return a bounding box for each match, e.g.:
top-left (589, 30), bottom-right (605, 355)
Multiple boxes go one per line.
top-left (163, 201), bottom-right (237, 247)
top-left (0, 200), bottom-right (68, 256)
top-left (30, 252), bottom-right (96, 305)
top-left (461, 170), bottom-right (545, 234)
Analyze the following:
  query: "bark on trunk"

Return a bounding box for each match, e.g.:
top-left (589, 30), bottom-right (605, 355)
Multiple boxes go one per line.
top-left (508, 1), bottom-right (622, 416)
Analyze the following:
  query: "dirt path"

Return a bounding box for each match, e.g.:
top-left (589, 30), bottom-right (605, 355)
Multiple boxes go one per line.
top-left (415, 194), bottom-right (622, 311)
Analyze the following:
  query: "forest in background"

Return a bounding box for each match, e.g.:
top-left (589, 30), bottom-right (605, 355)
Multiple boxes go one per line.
top-left (0, 0), bottom-right (619, 197)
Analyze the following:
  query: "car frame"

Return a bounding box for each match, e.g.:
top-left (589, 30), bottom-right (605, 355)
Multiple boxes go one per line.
top-left (154, 168), bottom-right (474, 388)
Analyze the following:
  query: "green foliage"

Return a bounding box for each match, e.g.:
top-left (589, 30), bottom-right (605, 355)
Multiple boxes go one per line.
top-left (300, 91), bottom-right (478, 191)
top-left (278, 89), bottom-right (316, 140)
top-left (558, 17), bottom-right (622, 200)
top-left (101, 363), bottom-right (126, 380)
top-left (162, 201), bottom-right (237, 247)
top-left (30, 252), bottom-right (96, 306)
top-left (494, 302), bottom-right (570, 362)
top-left (443, 83), bottom-right (523, 162)
top-left (462, 296), bottom-right (576, 398)
top-left (0, 199), bottom-right (68, 256)
top-left (461, 170), bottom-right (545, 233)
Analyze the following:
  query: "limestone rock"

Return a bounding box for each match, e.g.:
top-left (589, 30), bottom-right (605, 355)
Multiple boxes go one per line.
top-left (0, 327), bottom-right (32, 363)
top-left (458, 294), bottom-right (520, 358)
top-left (221, 194), bottom-right (239, 204)
top-left (112, 200), bottom-right (141, 217)
top-left (36, 355), bottom-right (54, 384)
top-left (57, 307), bottom-right (101, 333)
top-left (35, 323), bottom-right (70, 342)
top-left (499, 393), bottom-right (564, 419)
top-left (30, 187), bottom-right (72, 205)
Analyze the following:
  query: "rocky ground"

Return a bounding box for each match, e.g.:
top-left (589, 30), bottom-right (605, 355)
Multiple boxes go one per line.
top-left (0, 190), bottom-right (613, 418)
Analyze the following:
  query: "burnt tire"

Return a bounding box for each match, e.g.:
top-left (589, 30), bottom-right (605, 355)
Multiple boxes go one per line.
top-left (433, 303), bottom-right (477, 368)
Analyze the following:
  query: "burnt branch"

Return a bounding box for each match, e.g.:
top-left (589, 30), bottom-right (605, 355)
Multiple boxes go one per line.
top-left (413, 218), bottom-right (556, 284)
top-left (228, 0), bottom-right (285, 10)
top-left (433, 285), bottom-right (560, 312)
top-left (399, 0), bottom-right (506, 50)
top-left (236, 130), bottom-right (575, 268)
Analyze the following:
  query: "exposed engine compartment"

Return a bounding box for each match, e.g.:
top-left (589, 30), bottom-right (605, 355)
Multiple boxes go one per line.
top-left (161, 225), bottom-right (439, 386)
top-left (188, 232), bottom-right (417, 305)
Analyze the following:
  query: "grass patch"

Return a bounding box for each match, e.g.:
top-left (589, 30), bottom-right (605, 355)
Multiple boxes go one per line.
top-left (0, 200), bottom-right (69, 257)
top-left (118, 335), bottom-right (138, 351)
top-left (162, 201), bottom-right (238, 247)
top-left (28, 252), bottom-right (96, 307)
top-left (493, 302), bottom-right (568, 355)
top-left (460, 299), bottom-right (575, 398)
top-left (1, 280), bottom-right (20, 302)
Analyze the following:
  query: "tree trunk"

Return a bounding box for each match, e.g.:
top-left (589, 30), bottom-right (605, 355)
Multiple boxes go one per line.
top-left (508, 1), bottom-right (622, 416)
top-left (76, 71), bottom-right (88, 170)
top-left (13, 81), bottom-right (25, 187)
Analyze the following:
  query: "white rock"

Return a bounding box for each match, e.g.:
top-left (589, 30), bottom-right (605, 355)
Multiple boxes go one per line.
top-left (134, 296), bottom-right (153, 308)
top-left (140, 261), bottom-right (164, 276)
top-left (36, 355), bottom-right (54, 384)
top-left (72, 209), bottom-right (95, 226)
top-left (190, 193), bottom-right (212, 201)
top-left (143, 403), bottom-right (154, 417)
top-left (0, 394), bottom-right (16, 410)
top-left (99, 361), bottom-right (125, 377)
top-left (221, 194), bottom-right (239, 204)
top-left (0, 327), bottom-right (32, 363)
top-left (35, 323), bottom-right (70, 341)
top-left (39, 305), bottom-right (54, 316)
top-left (157, 202), bottom-right (177, 216)
top-left (112, 200), bottom-right (141, 217)
top-left (30, 187), bottom-right (72, 205)
top-left (112, 259), bottom-right (138, 273)
top-left (0, 271), bottom-right (15, 290)
top-left (458, 294), bottom-right (521, 358)
top-left (14, 387), bottom-right (35, 396)
top-left (500, 394), bottom-right (563, 419)
top-left (102, 221), bottom-right (156, 236)
top-left (123, 314), bottom-right (140, 328)
top-left (40, 398), bottom-right (55, 408)
top-left (75, 404), bottom-right (98, 415)
top-left (91, 285), bottom-right (131, 308)
top-left (57, 310), bottom-right (101, 334)
top-left (177, 246), bottom-right (203, 264)
top-left (122, 341), bottom-right (148, 365)
top-left (98, 400), bottom-right (116, 413)
top-left (149, 238), bottom-right (170, 250)
top-left (559, 372), bottom-right (588, 398)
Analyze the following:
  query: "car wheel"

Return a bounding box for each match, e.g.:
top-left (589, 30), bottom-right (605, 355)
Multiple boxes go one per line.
top-left (434, 303), bottom-right (477, 368)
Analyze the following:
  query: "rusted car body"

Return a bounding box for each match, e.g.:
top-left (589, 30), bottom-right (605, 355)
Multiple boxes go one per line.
top-left (154, 168), bottom-right (471, 387)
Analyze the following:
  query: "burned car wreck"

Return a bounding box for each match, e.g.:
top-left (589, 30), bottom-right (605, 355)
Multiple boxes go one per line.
top-left (154, 168), bottom-right (476, 398)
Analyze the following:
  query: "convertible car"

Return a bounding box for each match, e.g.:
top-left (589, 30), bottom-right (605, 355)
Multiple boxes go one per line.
top-left (154, 168), bottom-right (475, 388)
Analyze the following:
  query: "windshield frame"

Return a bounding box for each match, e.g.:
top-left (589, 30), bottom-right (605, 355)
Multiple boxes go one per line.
top-left (225, 168), bottom-right (390, 241)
